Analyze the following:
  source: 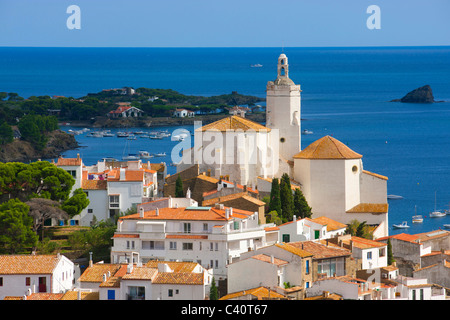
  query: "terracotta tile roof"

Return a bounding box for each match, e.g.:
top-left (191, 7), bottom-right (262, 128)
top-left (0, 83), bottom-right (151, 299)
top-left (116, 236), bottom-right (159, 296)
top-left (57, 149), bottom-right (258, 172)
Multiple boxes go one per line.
top-left (414, 230), bottom-right (450, 242)
top-left (60, 291), bottom-right (100, 300)
top-left (264, 226), bottom-right (280, 232)
top-left (0, 255), bottom-right (61, 275)
top-left (82, 179), bottom-right (107, 190)
top-left (220, 286), bottom-right (286, 300)
top-left (166, 234), bottom-right (208, 240)
top-left (346, 203), bottom-right (388, 214)
top-left (145, 261), bottom-right (199, 273)
top-left (362, 170), bottom-right (388, 181)
top-left (55, 156), bottom-right (82, 166)
top-left (293, 136), bottom-right (362, 160)
top-left (196, 115), bottom-right (270, 132)
top-left (25, 293), bottom-right (65, 300)
top-left (377, 233), bottom-right (420, 244)
top-left (251, 254), bottom-right (288, 266)
top-left (310, 216), bottom-right (347, 232)
top-left (275, 242), bottom-right (313, 258)
top-left (152, 272), bottom-right (204, 285)
top-left (202, 192), bottom-right (265, 207)
top-left (78, 263), bottom-right (123, 283)
top-left (342, 236), bottom-right (387, 249)
top-left (107, 169), bottom-right (144, 182)
top-left (121, 267), bottom-right (158, 280)
top-left (112, 234), bottom-right (139, 238)
top-left (119, 206), bottom-right (253, 222)
top-left (288, 241), bottom-right (351, 259)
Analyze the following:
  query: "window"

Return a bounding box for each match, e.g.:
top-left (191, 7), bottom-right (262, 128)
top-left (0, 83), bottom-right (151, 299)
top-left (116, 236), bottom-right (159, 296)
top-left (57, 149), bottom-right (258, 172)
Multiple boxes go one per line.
top-left (127, 240), bottom-right (135, 249)
top-left (203, 223), bottom-right (208, 231)
top-left (25, 277), bottom-right (30, 286)
top-left (109, 195), bottom-right (120, 208)
top-left (306, 260), bottom-right (310, 274)
top-left (352, 165), bottom-right (358, 173)
top-left (367, 251), bottom-right (372, 260)
top-left (215, 243), bottom-right (218, 251)
top-left (168, 289), bottom-right (173, 297)
top-left (182, 243), bottom-right (193, 250)
top-left (282, 234), bottom-right (290, 242)
top-left (128, 286), bottom-right (145, 300)
top-left (170, 241), bottom-right (177, 250)
top-left (183, 223), bottom-right (191, 233)
top-left (379, 248), bottom-right (386, 257)
top-left (176, 289), bottom-right (179, 294)
top-left (210, 242), bottom-right (214, 251)
top-left (142, 241), bottom-right (164, 250)
top-left (88, 209), bottom-right (93, 213)
top-left (215, 260), bottom-right (219, 269)
top-left (0, 277), bottom-right (2, 286)
top-left (66, 170), bottom-right (77, 178)
top-left (234, 221), bottom-right (239, 230)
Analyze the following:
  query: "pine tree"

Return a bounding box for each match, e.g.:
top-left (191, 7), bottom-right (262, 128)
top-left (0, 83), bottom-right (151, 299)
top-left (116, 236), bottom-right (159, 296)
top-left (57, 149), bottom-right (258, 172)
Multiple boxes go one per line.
top-left (268, 178), bottom-right (281, 216)
top-left (293, 188), bottom-right (312, 219)
top-left (387, 238), bottom-right (395, 265)
top-left (175, 175), bottom-right (184, 197)
top-left (210, 277), bottom-right (219, 300)
top-left (280, 173), bottom-right (294, 222)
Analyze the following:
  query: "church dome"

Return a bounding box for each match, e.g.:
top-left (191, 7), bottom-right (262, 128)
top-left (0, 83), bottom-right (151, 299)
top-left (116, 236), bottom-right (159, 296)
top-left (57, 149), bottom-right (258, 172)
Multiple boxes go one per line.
top-left (293, 136), bottom-right (362, 160)
top-left (273, 77), bottom-right (295, 86)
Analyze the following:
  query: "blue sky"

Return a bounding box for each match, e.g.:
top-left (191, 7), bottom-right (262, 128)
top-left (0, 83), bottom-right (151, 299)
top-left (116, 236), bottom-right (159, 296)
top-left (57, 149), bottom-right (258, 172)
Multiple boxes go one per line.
top-left (0, 0), bottom-right (449, 47)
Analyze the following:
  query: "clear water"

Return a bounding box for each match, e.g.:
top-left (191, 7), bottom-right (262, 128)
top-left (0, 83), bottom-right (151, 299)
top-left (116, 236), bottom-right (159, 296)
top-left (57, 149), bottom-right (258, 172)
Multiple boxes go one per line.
top-left (2, 46), bottom-right (450, 235)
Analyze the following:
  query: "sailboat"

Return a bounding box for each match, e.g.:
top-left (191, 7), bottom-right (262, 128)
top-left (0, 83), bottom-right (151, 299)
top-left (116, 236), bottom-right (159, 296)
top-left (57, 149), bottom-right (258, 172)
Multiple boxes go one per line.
top-left (412, 205), bottom-right (423, 223)
top-left (430, 191), bottom-right (446, 218)
top-left (393, 221), bottom-right (410, 229)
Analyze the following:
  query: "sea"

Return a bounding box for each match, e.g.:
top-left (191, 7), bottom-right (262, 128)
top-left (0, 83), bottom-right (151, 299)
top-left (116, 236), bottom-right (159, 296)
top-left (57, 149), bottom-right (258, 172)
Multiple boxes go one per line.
top-left (1, 46), bottom-right (450, 235)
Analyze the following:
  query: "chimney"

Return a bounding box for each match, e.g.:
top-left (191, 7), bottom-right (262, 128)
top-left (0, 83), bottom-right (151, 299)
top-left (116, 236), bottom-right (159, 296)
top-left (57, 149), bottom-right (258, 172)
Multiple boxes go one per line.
top-left (77, 290), bottom-right (81, 301)
top-left (270, 255), bottom-right (274, 264)
top-left (102, 274), bottom-right (107, 283)
top-left (120, 168), bottom-right (126, 180)
top-left (127, 263), bottom-right (133, 274)
top-left (77, 153), bottom-right (80, 160)
top-left (139, 206), bottom-right (144, 218)
top-left (89, 252), bottom-right (93, 267)
top-left (293, 215), bottom-right (296, 222)
top-left (169, 195), bottom-right (173, 208)
top-left (155, 208), bottom-right (159, 216)
top-left (225, 208), bottom-right (230, 219)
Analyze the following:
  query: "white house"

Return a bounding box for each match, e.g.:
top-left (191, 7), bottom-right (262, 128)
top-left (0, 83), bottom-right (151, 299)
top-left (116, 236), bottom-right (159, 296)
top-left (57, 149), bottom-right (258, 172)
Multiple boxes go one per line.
top-left (391, 275), bottom-right (446, 300)
top-left (80, 261), bottom-right (211, 300)
top-left (56, 157), bottom-right (158, 227)
top-left (277, 216), bottom-right (347, 243)
top-left (341, 236), bottom-right (388, 270)
top-left (306, 276), bottom-right (376, 300)
top-left (107, 104), bottom-right (143, 118)
top-left (227, 242), bottom-right (313, 295)
top-left (110, 204), bottom-right (277, 279)
top-left (173, 108), bottom-right (195, 118)
top-left (0, 254), bottom-right (74, 300)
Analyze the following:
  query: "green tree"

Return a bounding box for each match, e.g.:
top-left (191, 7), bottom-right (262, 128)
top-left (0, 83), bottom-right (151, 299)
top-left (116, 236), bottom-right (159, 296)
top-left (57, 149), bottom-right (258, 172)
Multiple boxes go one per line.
top-left (279, 173), bottom-right (294, 222)
top-left (175, 175), bottom-right (184, 197)
top-left (387, 238), bottom-right (395, 265)
top-left (268, 178), bottom-right (281, 215)
top-left (26, 198), bottom-right (69, 239)
top-left (0, 122), bottom-right (13, 145)
top-left (293, 188), bottom-right (312, 219)
top-left (209, 277), bottom-right (219, 300)
top-left (266, 210), bottom-right (283, 226)
top-left (346, 219), bottom-right (372, 239)
top-left (0, 199), bottom-right (38, 253)
top-left (61, 188), bottom-right (90, 218)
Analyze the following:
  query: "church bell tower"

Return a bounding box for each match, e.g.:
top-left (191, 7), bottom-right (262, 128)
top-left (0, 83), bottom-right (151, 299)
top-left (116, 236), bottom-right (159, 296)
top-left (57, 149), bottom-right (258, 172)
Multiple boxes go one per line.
top-left (266, 53), bottom-right (301, 161)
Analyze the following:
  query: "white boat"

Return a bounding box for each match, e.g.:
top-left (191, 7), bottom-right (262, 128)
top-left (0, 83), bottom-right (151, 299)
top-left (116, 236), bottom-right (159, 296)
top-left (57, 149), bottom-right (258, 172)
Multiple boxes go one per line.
top-left (117, 132), bottom-right (129, 137)
top-left (412, 215), bottom-right (423, 223)
top-left (393, 221), bottom-right (410, 229)
top-left (154, 152), bottom-right (166, 157)
top-left (138, 151), bottom-right (153, 159)
top-left (430, 211), bottom-right (446, 218)
top-left (302, 129), bottom-right (313, 135)
top-left (103, 132), bottom-right (114, 137)
top-left (430, 191), bottom-right (445, 217)
top-left (251, 64), bottom-right (263, 67)
top-left (122, 154), bottom-right (140, 160)
top-left (412, 206), bottom-right (423, 223)
top-left (127, 135), bottom-right (137, 140)
top-left (443, 224), bottom-right (450, 229)
top-left (140, 135), bottom-right (150, 138)
top-left (149, 135), bottom-right (164, 140)
top-left (87, 132), bottom-right (103, 138)
top-left (387, 195), bottom-right (404, 200)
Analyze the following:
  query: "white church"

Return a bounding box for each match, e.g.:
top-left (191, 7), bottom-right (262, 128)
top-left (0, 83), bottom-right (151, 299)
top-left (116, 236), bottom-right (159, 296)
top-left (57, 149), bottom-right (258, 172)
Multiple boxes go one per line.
top-left (176, 53), bottom-right (389, 238)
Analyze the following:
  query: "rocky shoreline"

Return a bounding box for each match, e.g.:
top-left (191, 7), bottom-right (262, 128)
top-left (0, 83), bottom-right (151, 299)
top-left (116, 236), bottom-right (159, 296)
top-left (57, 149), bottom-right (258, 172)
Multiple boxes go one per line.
top-left (0, 130), bottom-right (79, 163)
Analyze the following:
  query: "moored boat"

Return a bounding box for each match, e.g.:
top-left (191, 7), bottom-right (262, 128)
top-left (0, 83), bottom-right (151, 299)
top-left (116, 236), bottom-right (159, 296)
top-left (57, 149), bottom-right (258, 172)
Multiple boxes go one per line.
top-left (393, 221), bottom-right (410, 229)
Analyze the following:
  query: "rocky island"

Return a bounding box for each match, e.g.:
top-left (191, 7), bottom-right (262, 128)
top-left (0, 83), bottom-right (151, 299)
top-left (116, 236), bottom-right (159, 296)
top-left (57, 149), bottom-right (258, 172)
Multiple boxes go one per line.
top-left (391, 85), bottom-right (441, 103)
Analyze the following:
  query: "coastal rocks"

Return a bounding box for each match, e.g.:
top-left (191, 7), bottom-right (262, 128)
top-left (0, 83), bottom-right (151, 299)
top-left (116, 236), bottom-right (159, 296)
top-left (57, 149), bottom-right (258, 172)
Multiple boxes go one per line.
top-left (0, 130), bottom-right (79, 163)
top-left (391, 85), bottom-right (440, 103)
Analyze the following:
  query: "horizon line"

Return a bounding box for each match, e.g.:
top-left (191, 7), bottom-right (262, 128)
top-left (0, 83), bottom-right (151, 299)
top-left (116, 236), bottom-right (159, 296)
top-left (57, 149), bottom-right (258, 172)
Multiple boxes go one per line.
top-left (1, 45), bottom-right (450, 49)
